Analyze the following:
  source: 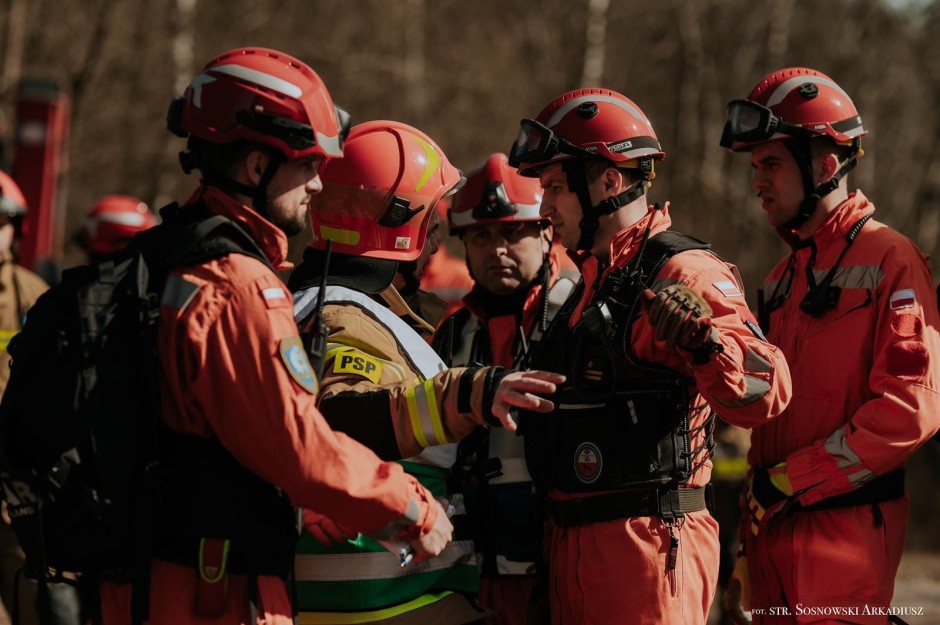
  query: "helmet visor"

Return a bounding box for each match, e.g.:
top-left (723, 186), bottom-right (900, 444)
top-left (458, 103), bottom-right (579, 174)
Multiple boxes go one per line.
top-left (720, 99), bottom-right (815, 148)
top-left (508, 118), bottom-right (594, 167)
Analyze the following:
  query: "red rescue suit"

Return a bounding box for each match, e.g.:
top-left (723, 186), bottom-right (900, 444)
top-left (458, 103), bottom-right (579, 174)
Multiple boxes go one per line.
top-left (545, 205), bottom-right (790, 625)
top-left (746, 191), bottom-right (940, 624)
top-left (99, 186), bottom-right (440, 625)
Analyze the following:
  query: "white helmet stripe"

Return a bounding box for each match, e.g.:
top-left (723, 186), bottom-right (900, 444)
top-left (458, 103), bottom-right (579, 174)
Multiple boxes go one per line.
top-left (93, 212), bottom-right (149, 227)
top-left (210, 64), bottom-right (303, 99)
top-left (316, 131), bottom-right (343, 158)
top-left (450, 201), bottom-right (543, 228)
top-left (766, 75), bottom-right (855, 109)
top-left (547, 95), bottom-right (649, 129)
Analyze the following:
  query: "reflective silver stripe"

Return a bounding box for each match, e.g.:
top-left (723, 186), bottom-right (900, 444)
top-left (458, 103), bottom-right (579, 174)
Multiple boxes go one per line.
top-left (714, 375), bottom-right (770, 408)
top-left (495, 555), bottom-right (534, 576)
top-left (767, 75), bottom-right (854, 109)
top-left (368, 499), bottom-right (422, 541)
top-left (547, 95), bottom-right (649, 129)
top-left (449, 201), bottom-right (542, 227)
top-left (161, 275), bottom-right (200, 311)
top-left (211, 64), bottom-right (302, 97)
top-left (824, 428), bottom-right (874, 490)
top-left (743, 347), bottom-right (773, 374)
top-left (293, 285), bottom-right (445, 379)
top-left (813, 265), bottom-right (882, 291)
top-left (295, 540), bottom-right (476, 582)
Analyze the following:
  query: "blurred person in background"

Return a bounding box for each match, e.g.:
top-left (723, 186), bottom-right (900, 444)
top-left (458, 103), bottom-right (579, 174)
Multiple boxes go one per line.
top-left (75, 195), bottom-right (157, 261)
top-left (720, 67), bottom-right (940, 625)
top-left (0, 170), bottom-right (49, 625)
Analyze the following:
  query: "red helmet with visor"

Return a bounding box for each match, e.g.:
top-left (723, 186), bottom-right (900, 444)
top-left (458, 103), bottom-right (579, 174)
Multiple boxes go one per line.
top-left (509, 88), bottom-right (664, 177)
top-left (449, 153), bottom-right (543, 233)
top-left (308, 120), bottom-right (463, 262)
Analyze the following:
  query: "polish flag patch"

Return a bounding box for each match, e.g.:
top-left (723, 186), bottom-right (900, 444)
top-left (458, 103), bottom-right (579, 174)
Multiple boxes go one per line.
top-left (889, 289), bottom-right (916, 310)
top-left (263, 287), bottom-right (286, 301)
top-left (262, 286), bottom-right (290, 309)
top-left (713, 280), bottom-right (743, 297)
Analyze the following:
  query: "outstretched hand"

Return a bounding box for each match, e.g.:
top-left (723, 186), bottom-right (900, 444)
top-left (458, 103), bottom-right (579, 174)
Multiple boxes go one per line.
top-left (491, 370), bottom-right (565, 432)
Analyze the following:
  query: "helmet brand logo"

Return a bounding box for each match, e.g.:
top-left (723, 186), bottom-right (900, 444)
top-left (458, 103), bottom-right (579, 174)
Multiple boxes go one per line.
top-left (609, 140), bottom-right (634, 152)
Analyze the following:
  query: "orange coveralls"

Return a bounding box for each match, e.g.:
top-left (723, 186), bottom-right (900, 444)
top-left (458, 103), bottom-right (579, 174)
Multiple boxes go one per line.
top-left (746, 191), bottom-right (940, 624)
top-left (99, 186), bottom-right (440, 625)
top-left (549, 205), bottom-right (790, 625)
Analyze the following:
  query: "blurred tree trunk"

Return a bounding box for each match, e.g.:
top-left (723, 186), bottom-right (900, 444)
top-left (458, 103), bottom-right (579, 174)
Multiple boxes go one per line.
top-left (581, 0), bottom-right (609, 87)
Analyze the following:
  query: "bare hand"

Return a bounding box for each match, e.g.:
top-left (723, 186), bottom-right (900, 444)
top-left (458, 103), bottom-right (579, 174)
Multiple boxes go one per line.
top-left (491, 370), bottom-right (565, 432)
top-left (408, 501), bottom-right (454, 563)
top-left (303, 509), bottom-right (353, 546)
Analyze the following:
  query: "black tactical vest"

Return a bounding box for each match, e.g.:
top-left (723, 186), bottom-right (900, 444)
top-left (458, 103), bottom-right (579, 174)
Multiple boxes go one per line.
top-left (520, 231), bottom-right (716, 494)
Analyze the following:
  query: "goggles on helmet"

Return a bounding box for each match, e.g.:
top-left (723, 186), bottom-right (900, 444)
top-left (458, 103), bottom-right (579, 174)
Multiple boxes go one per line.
top-left (509, 118), bottom-right (596, 168)
top-left (235, 110), bottom-right (317, 151)
top-left (719, 99), bottom-right (816, 148)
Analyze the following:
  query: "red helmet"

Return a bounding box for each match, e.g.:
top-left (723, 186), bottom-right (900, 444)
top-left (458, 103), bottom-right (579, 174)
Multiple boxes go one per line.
top-left (449, 153), bottom-right (544, 233)
top-left (308, 120), bottom-right (463, 262)
top-left (0, 171), bottom-right (27, 219)
top-left (80, 195), bottom-right (157, 257)
top-left (509, 88), bottom-right (664, 176)
top-left (167, 47), bottom-right (343, 160)
top-left (721, 67), bottom-right (866, 152)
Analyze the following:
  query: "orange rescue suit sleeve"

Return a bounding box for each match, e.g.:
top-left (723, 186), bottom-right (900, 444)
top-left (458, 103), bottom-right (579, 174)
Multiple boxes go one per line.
top-left (158, 256), bottom-right (438, 541)
top-left (631, 249), bottom-right (792, 429)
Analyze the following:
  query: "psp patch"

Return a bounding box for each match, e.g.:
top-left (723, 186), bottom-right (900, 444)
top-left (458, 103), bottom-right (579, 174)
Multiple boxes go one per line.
top-left (574, 442), bottom-right (603, 484)
top-left (279, 336), bottom-right (319, 395)
top-left (333, 349), bottom-right (384, 384)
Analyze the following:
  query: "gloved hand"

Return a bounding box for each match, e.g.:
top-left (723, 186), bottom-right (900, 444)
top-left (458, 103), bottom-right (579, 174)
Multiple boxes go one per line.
top-left (643, 285), bottom-right (719, 350)
top-left (725, 553), bottom-right (752, 625)
top-left (303, 509), bottom-right (354, 546)
top-left (745, 463), bottom-right (793, 536)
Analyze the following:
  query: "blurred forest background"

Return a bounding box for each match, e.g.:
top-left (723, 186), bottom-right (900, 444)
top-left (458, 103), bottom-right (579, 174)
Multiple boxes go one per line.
top-left (1, 0), bottom-right (940, 553)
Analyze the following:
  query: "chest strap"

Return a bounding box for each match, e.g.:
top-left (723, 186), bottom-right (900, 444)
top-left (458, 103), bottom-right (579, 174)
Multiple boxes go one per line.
top-left (549, 487), bottom-right (708, 528)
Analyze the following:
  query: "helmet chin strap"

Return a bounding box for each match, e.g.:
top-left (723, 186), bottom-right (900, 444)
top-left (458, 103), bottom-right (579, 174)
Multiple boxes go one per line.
top-left (183, 148), bottom-right (284, 220)
top-left (782, 139), bottom-right (859, 232)
top-left (563, 159), bottom-right (646, 251)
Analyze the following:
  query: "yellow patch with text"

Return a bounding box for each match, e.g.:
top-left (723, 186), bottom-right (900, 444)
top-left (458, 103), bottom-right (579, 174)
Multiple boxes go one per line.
top-left (333, 349), bottom-right (384, 384)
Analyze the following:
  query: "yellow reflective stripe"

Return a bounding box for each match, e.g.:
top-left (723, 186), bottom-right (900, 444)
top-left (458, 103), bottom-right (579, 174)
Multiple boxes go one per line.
top-left (413, 136), bottom-right (441, 193)
top-left (405, 386), bottom-right (431, 448)
top-left (297, 592), bottom-right (452, 624)
top-left (423, 379), bottom-right (447, 445)
top-left (414, 380), bottom-right (446, 446)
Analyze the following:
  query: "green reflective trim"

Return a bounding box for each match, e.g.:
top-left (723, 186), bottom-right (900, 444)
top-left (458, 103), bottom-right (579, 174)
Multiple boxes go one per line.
top-left (297, 592), bottom-right (452, 624)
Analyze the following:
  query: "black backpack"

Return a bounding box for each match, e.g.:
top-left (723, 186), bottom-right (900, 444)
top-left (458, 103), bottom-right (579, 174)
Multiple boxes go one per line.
top-left (0, 203), bottom-right (267, 584)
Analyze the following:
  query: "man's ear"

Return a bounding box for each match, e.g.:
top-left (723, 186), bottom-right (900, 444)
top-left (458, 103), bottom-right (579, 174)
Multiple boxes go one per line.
top-left (244, 150), bottom-right (269, 186)
top-left (603, 166), bottom-right (624, 197)
top-left (816, 152), bottom-right (840, 185)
